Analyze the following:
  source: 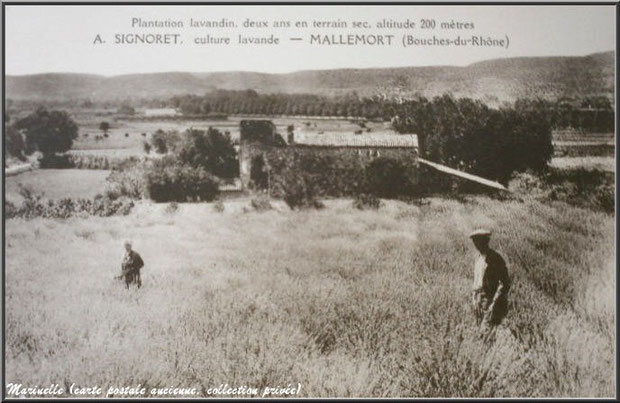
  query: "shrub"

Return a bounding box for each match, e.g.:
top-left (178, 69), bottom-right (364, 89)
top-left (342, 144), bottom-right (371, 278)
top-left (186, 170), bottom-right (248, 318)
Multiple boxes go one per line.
top-left (67, 154), bottom-right (136, 170)
top-left (37, 154), bottom-right (137, 170)
top-left (250, 194), bottom-right (272, 212)
top-left (5, 200), bottom-right (18, 217)
top-left (151, 129), bottom-right (180, 154)
top-left (5, 191), bottom-right (134, 219)
top-left (508, 171), bottom-right (546, 195)
top-left (509, 168), bottom-right (614, 213)
top-left (545, 168), bottom-right (614, 213)
top-left (99, 121), bottom-right (110, 136)
top-left (165, 202), bottom-right (179, 214)
top-left (363, 157), bottom-right (416, 199)
top-left (279, 170), bottom-right (323, 210)
top-left (91, 195), bottom-right (134, 217)
top-left (38, 153), bottom-right (74, 169)
top-left (353, 193), bottom-right (381, 210)
top-left (106, 159), bottom-right (148, 199)
top-left (118, 104), bottom-right (135, 115)
top-left (145, 162), bottom-right (220, 203)
top-left (213, 199), bottom-right (225, 213)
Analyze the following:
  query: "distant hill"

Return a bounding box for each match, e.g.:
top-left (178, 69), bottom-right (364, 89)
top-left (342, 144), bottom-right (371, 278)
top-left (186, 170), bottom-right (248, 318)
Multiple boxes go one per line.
top-left (6, 51), bottom-right (613, 104)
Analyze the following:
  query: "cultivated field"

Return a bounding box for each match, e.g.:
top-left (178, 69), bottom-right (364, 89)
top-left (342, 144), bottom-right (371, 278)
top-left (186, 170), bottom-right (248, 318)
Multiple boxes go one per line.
top-left (70, 115), bottom-right (391, 157)
top-left (5, 169), bottom-right (111, 204)
top-left (550, 156), bottom-right (615, 172)
top-left (5, 196), bottom-right (615, 397)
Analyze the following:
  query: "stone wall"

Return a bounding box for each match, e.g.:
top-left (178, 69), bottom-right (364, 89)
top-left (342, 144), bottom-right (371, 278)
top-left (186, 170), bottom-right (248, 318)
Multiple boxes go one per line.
top-left (239, 120), bottom-right (419, 193)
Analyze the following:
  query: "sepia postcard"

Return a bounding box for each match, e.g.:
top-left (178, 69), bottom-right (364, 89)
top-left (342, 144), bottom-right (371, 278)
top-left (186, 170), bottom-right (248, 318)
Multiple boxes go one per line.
top-left (2, 2), bottom-right (617, 399)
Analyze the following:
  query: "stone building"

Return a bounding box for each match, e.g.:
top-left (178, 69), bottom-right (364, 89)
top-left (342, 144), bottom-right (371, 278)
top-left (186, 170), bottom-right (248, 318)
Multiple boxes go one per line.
top-left (239, 119), bottom-right (419, 191)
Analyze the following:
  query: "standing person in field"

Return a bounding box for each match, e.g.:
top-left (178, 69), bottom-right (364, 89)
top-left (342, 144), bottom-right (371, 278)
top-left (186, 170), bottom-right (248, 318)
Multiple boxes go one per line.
top-left (470, 229), bottom-right (511, 327)
top-left (118, 240), bottom-right (144, 289)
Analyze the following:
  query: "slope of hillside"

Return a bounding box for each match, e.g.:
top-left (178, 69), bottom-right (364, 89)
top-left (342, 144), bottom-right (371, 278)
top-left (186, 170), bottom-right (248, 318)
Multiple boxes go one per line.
top-left (6, 51), bottom-right (613, 103)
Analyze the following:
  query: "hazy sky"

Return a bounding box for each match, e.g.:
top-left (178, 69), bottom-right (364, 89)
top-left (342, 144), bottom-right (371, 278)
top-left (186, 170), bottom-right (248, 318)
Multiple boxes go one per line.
top-left (5, 4), bottom-right (616, 76)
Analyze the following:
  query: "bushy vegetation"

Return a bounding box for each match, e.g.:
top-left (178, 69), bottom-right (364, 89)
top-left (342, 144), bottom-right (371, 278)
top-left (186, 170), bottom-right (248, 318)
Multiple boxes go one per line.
top-left (509, 168), bottom-right (614, 214)
top-left (117, 104), bottom-right (136, 116)
top-left (99, 121), bottom-right (110, 136)
top-left (106, 128), bottom-right (238, 203)
top-left (362, 157), bottom-right (417, 198)
top-left (353, 193), bottom-right (382, 210)
top-left (37, 154), bottom-right (74, 169)
top-left (164, 202), bottom-right (179, 215)
top-left (213, 199), bottom-right (225, 213)
top-left (144, 159), bottom-right (219, 203)
top-left (266, 149), bottom-right (420, 203)
top-left (250, 194), bottom-right (273, 212)
top-left (68, 154), bottom-right (140, 170)
top-left (34, 153), bottom-right (141, 170)
top-left (150, 129), bottom-right (181, 154)
top-left (5, 185), bottom-right (134, 219)
top-left (392, 95), bottom-right (554, 184)
top-left (106, 159), bottom-right (149, 200)
top-left (267, 149), bottom-right (365, 199)
top-left (277, 169), bottom-right (324, 210)
top-left (175, 128), bottom-right (239, 179)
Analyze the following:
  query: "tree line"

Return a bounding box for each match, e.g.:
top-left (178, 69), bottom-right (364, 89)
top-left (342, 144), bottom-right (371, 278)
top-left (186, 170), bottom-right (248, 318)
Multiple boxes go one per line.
top-left (3, 93), bottom-right (609, 189)
top-left (391, 95), bottom-right (553, 184)
top-left (166, 90), bottom-right (613, 133)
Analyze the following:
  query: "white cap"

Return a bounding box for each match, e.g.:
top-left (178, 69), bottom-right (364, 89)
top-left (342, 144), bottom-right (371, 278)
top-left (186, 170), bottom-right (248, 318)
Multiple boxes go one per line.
top-left (469, 229), bottom-right (491, 238)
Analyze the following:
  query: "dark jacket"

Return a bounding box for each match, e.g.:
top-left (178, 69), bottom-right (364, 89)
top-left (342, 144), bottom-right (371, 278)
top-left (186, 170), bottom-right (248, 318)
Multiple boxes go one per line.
top-left (122, 250), bottom-right (144, 274)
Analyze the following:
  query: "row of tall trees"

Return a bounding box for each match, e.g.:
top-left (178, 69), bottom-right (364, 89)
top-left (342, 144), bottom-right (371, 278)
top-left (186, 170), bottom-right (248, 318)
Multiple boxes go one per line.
top-left (169, 90), bottom-right (395, 120)
top-left (167, 90), bottom-right (614, 132)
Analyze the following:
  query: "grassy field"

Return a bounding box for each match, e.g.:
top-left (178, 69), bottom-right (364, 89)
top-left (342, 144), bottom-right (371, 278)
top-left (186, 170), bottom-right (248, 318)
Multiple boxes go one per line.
top-left (4, 196), bottom-right (615, 397)
top-left (552, 130), bottom-right (614, 158)
top-left (550, 156), bottom-right (615, 172)
top-left (5, 169), bottom-right (111, 204)
top-left (70, 115), bottom-right (390, 157)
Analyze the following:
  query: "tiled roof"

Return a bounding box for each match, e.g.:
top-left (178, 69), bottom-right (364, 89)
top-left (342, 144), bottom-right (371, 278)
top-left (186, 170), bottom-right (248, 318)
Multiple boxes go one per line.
top-left (294, 132), bottom-right (418, 148)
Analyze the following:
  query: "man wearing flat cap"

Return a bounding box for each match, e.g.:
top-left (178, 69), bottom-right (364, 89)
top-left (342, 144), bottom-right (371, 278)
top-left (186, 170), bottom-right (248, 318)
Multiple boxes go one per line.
top-left (470, 229), bottom-right (511, 326)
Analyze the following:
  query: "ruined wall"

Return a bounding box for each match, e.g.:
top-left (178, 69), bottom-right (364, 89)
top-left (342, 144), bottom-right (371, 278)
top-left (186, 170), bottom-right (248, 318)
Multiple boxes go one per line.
top-left (239, 120), bottom-right (281, 190)
top-left (239, 120), bottom-right (419, 193)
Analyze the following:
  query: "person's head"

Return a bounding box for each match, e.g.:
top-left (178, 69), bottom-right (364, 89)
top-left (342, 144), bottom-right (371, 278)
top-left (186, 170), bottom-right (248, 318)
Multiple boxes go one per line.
top-left (469, 229), bottom-right (491, 253)
top-left (124, 240), bottom-right (132, 252)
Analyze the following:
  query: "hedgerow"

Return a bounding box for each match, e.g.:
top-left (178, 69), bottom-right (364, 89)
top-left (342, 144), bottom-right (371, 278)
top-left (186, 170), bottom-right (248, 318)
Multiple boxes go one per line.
top-left (5, 185), bottom-right (134, 219)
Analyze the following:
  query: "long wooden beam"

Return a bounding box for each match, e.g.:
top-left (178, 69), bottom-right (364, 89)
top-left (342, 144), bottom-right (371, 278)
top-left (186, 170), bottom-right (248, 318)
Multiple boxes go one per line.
top-left (418, 158), bottom-right (509, 192)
